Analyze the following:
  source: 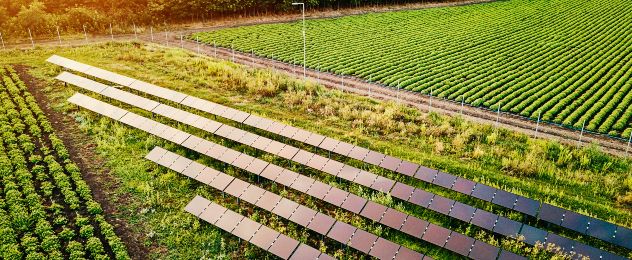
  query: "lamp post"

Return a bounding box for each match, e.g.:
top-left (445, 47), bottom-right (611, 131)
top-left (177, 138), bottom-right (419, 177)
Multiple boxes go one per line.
top-left (292, 2), bottom-right (306, 80)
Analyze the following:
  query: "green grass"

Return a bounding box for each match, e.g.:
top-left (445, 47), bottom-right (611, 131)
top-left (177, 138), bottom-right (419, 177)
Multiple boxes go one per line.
top-left (1, 42), bottom-right (631, 259)
top-left (192, 0), bottom-right (632, 138)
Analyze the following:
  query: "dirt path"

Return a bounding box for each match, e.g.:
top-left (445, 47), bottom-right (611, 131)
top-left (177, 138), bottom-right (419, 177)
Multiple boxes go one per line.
top-left (170, 38), bottom-right (632, 157)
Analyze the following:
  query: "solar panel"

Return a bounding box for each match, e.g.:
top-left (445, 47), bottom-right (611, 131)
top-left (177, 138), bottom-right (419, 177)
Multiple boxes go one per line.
top-left (497, 250), bottom-right (526, 260)
top-left (394, 246), bottom-right (425, 260)
top-left (336, 164), bottom-right (360, 181)
top-left (182, 162), bottom-right (205, 178)
top-left (341, 193), bottom-right (368, 214)
top-left (428, 196), bottom-right (455, 215)
top-left (433, 171), bottom-right (457, 189)
top-left (239, 185), bottom-right (267, 205)
top-left (224, 179), bottom-right (250, 197)
top-left (278, 145), bottom-right (300, 160)
top-left (560, 212), bottom-right (590, 234)
top-left (390, 182), bottom-right (415, 201)
top-left (250, 225), bottom-right (279, 250)
top-left (292, 150), bottom-right (315, 165)
top-left (218, 149), bottom-right (241, 164)
top-left (318, 137), bottom-right (340, 151)
top-left (182, 135), bottom-right (204, 150)
top-left (471, 209), bottom-right (499, 231)
top-left (276, 170), bottom-right (299, 187)
top-left (266, 121), bottom-right (286, 135)
top-left (255, 191), bottom-right (282, 211)
top-left (272, 198), bottom-right (300, 219)
top-left (415, 166), bottom-right (438, 183)
top-left (349, 229), bottom-right (378, 253)
top-left (232, 218), bottom-right (262, 241)
top-left (171, 156), bottom-right (192, 173)
top-left (371, 176), bottom-right (395, 193)
top-left (56, 72), bottom-right (109, 94)
top-left (251, 137), bottom-right (273, 151)
top-left (538, 203), bottom-right (566, 225)
top-left (264, 140), bottom-right (285, 155)
top-left (198, 202), bottom-right (228, 224)
top-left (380, 156), bottom-right (402, 171)
top-left (380, 208), bottom-right (407, 230)
top-left (613, 226), bottom-right (632, 249)
top-left (306, 181), bottom-right (331, 200)
top-left (307, 213), bottom-right (336, 235)
top-left (304, 133), bottom-right (326, 147)
top-left (47, 55), bottom-right (92, 72)
top-left (468, 240), bottom-right (500, 260)
top-left (291, 174), bottom-right (315, 193)
top-left (289, 244), bottom-right (321, 260)
top-left (585, 218), bottom-right (616, 243)
top-left (145, 146), bottom-right (168, 162)
top-left (396, 161), bottom-right (419, 176)
top-left (292, 129), bottom-right (312, 143)
top-left (268, 234), bottom-right (300, 259)
top-left (572, 242), bottom-right (601, 260)
top-left (360, 201), bottom-right (387, 222)
top-left (518, 224), bottom-right (547, 245)
top-left (209, 173), bottom-right (235, 191)
top-left (306, 154), bottom-right (329, 171)
top-left (242, 115), bottom-right (262, 127)
top-left (400, 216), bottom-right (429, 238)
top-left (347, 146), bottom-right (370, 161)
top-left (444, 232), bottom-right (475, 257)
top-left (279, 125), bottom-right (299, 139)
top-left (184, 195), bottom-right (211, 216)
top-left (369, 238), bottom-right (401, 260)
top-left (409, 188), bottom-right (434, 208)
top-left (327, 221), bottom-right (356, 244)
top-left (470, 184), bottom-right (497, 202)
top-left (232, 154), bottom-right (256, 169)
top-left (422, 224), bottom-right (451, 247)
top-left (323, 188), bottom-right (349, 207)
top-left (245, 159), bottom-right (269, 175)
top-left (449, 201), bottom-right (476, 223)
top-left (491, 190), bottom-right (518, 209)
top-left (215, 209), bottom-right (244, 232)
top-left (492, 217), bottom-right (521, 238)
top-left (260, 164), bottom-right (284, 181)
top-left (355, 170), bottom-right (378, 187)
top-left (195, 167), bottom-right (220, 185)
top-left (333, 142), bottom-right (354, 156)
top-left (363, 151), bottom-right (386, 165)
top-left (513, 196), bottom-right (540, 217)
top-left (289, 205), bottom-right (317, 227)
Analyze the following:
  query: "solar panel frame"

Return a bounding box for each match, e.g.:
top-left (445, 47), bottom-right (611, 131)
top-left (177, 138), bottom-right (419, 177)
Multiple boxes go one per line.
top-left (323, 187), bottom-right (349, 207)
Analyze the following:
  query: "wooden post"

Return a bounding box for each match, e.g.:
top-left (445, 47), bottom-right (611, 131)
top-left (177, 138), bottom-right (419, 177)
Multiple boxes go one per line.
top-left (56, 26), bottom-right (61, 46)
top-left (460, 95), bottom-right (465, 115)
top-left (495, 102), bottom-right (501, 129)
top-left (110, 23), bottom-right (113, 41)
top-left (180, 35), bottom-right (183, 48)
top-left (578, 120), bottom-right (586, 146)
top-left (28, 28), bottom-right (34, 48)
top-left (428, 87), bottom-right (433, 112)
top-left (133, 23), bottom-right (137, 40)
top-left (150, 26), bottom-right (154, 42)
top-left (626, 131), bottom-right (632, 156)
top-left (535, 111), bottom-right (541, 138)
top-left (0, 32), bottom-right (4, 49)
top-left (83, 25), bottom-right (88, 43)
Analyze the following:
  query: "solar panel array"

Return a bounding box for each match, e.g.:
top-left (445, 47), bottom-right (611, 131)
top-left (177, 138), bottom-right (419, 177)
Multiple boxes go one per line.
top-left (51, 55), bottom-right (631, 258)
top-left (57, 71), bottom-right (628, 259)
top-left (184, 195), bottom-right (333, 260)
top-left (69, 92), bottom-right (503, 259)
top-left (151, 147), bottom-right (428, 260)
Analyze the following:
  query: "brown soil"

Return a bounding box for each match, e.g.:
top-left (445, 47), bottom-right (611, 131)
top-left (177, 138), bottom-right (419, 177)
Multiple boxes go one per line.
top-left (15, 65), bottom-right (150, 260)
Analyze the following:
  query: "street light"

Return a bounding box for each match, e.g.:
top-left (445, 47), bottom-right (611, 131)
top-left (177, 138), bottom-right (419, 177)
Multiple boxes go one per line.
top-left (292, 2), bottom-right (306, 80)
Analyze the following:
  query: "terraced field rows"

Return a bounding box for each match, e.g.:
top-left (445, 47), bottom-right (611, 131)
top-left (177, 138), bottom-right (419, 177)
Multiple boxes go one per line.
top-left (192, 0), bottom-right (632, 137)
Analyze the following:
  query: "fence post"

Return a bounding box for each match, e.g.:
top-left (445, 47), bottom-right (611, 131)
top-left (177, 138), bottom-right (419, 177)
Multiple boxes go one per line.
top-left (578, 120), bottom-right (586, 146)
top-left (460, 95), bottom-right (464, 115)
top-left (110, 23), bottom-right (113, 41)
top-left (397, 79), bottom-right (400, 104)
top-left (56, 26), bottom-right (62, 46)
top-left (341, 74), bottom-right (345, 92)
top-left (213, 41), bottom-right (217, 58)
top-left (368, 75), bottom-right (371, 98)
top-left (133, 23), bottom-right (137, 40)
top-left (83, 25), bottom-right (88, 43)
top-left (626, 131), bottom-right (632, 156)
top-left (0, 32), bottom-right (4, 49)
top-left (232, 44), bottom-right (235, 62)
top-left (197, 36), bottom-right (200, 54)
top-left (28, 28), bottom-right (34, 48)
top-left (535, 111), bottom-right (541, 138)
top-left (164, 27), bottom-right (168, 46)
top-left (495, 102), bottom-right (501, 129)
top-left (180, 35), bottom-right (183, 48)
top-left (150, 26), bottom-right (154, 42)
top-left (428, 87), bottom-right (433, 112)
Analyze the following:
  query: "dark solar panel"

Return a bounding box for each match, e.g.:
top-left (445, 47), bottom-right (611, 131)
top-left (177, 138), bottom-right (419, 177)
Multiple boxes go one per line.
top-left (289, 244), bottom-right (321, 260)
top-left (305, 133), bottom-right (326, 147)
top-left (245, 159), bottom-right (269, 175)
top-left (290, 174), bottom-right (315, 193)
top-left (444, 232), bottom-right (475, 257)
top-left (394, 246), bottom-right (424, 260)
top-left (433, 171), bottom-right (457, 189)
top-left (318, 137), bottom-right (340, 151)
top-left (306, 181), bottom-right (331, 200)
top-left (468, 240), bottom-right (500, 260)
top-left (513, 197), bottom-right (540, 217)
top-left (449, 201), bottom-right (476, 223)
top-left (538, 203), bottom-right (566, 225)
top-left (471, 209), bottom-right (499, 231)
top-left (585, 218), bottom-right (616, 243)
top-left (428, 196), bottom-right (454, 215)
top-left (360, 201), bottom-right (388, 222)
top-left (396, 161), bottom-right (419, 177)
top-left (232, 218), bottom-right (262, 241)
top-left (278, 145), bottom-right (300, 160)
top-left (321, 160), bottom-right (346, 176)
top-left (613, 226), bottom-right (632, 249)
top-left (400, 216), bottom-right (429, 238)
top-left (349, 229), bottom-right (378, 253)
top-left (355, 170), bottom-right (378, 187)
top-left (215, 210), bottom-right (244, 232)
top-left (289, 206), bottom-right (317, 227)
top-left (337, 165), bottom-right (360, 181)
top-left (333, 142), bottom-right (354, 156)
top-left (198, 203), bottom-right (227, 224)
top-left (276, 170), bottom-right (299, 187)
top-left (470, 184), bottom-right (497, 202)
top-left (363, 151), bottom-right (386, 165)
top-left (272, 198), bottom-right (300, 219)
top-left (255, 191), bottom-right (282, 211)
top-left (323, 187), bottom-right (349, 207)
top-left (260, 164), bottom-right (284, 181)
top-left (341, 193), bottom-right (368, 214)
top-left (269, 234), bottom-right (300, 259)
top-left (380, 208), bottom-right (407, 230)
top-left (560, 212), bottom-right (590, 234)
top-left (305, 154), bottom-right (329, 171)
top-left (369, 238), bottom-right (401, 260)
top-left (380, 155), bottom-right (402, 171)
top-left (415, 166), bottom-right (438, 183)
top-left (184, 196), bottom-right (211, 216)
top-left (327, 221), bottom-right (356, 244)
top-left (348, 146), bottom-right (370, 161)
top-left (497, 250), bottom-right (526, 260)
top-left (209, 173), bottom-right (235, 191)
top-left (390, 182), bottom-right (415, 201)
top-left (491, 190), bottom-right (518, 209)
top-left (224, 179), bottom-right (250, 197)
top-left (307, 213), bottom-right (336, 235)
top-left (240, 185), bottom-right (267, 205)
top-left (422, 224), bottom-right (451, 247)
top-left (493, 217), bottom-right (521, 238)
top-left (518, 224), bottom-right (547, 245)
top-left (409, 188), bottom-right (434, 208)
top-left (371, 176), bottom-right (395, 192)
top-left (572, 242), bottom-right (601, 260)
top-left (292, 150), bottom-right (314, 165)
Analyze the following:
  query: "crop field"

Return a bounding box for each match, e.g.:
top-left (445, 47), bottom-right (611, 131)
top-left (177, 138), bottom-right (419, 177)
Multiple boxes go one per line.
top-left (192, 0), bottom-right (632, 137)
top-left (0, 66), bottom-right (129, 259)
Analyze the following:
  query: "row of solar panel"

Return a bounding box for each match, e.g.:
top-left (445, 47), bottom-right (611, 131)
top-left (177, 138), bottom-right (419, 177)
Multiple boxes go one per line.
top-left (60, 69), bottom-right (629, 260)
top-left (184, 195), bottom-right (333, 260)
top-left (50, 56), bottom-right (631, 254)
top-left (48, 55), bottom-right (632, 251)
top-left (150, 147), bottom-right (430, 260)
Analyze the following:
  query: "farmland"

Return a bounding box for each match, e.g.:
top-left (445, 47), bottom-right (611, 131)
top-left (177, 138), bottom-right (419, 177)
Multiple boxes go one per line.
top-left (192, 0), bottom-right (632, 137)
